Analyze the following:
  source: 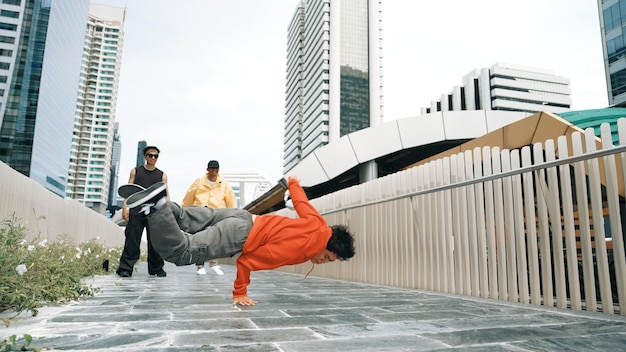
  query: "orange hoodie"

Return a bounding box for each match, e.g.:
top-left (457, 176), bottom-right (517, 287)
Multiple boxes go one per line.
top-left (233, 178), bottom-right (331, 298)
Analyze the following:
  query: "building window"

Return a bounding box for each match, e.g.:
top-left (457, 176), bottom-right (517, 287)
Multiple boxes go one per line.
top-left (0, 10), bottom-right (19, 18)
top-left (2, 0), bottom-right (21, 6)
top-left (0, 22), bottom-right (17, 31)
top-left (0, 35), bottom-right (14, 44)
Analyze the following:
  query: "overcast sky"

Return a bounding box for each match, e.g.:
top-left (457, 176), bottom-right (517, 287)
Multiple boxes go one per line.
top-left (97, 0), bottom-right (607, 202)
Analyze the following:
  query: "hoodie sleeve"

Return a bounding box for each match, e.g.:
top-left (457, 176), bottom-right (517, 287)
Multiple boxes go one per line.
top-left (233, 255), bottom-right (252, 298)
top-left (288, 178), bottom-right (326, 224)
top-left (233, 247), bottom-right (285, 298)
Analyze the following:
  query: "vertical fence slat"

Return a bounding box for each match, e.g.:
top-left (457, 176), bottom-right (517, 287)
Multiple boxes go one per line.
top-left (465, 150), bottom-right (480, 297)
top-left (406, 168), bottom-right (418, 289)
top-left (473, 147), bottom-right (489, 298)
top-left (545, 139), bottom-right (567, 309)
top-left (601, 123), bottom-right (626, 315)
top-left (435, 158), bottom-right (446, 292)
top-left (502, 149), bottom-right (519, 302)
top-left (584, 128), bottom-right (615, 314)
top-left (457, 153), bottom-right (471, 295)
top-left (414, 165), bottom-right (430, 289)
top-left (521, 146), bottom-right (541, 305)
top-left (615, 120), bottom-right (626, 315)
top-left (511, 149), bottom-right (529, 304)
top-left (534, 142), bottom-right (554, 307)
top-left (571, 131), bottom-right (598, 312)
top-left (399, 172), bottom-right (412, 289)
top-left (443, 157), bottom-right (455, 293)
top-left (450, 155), bottom-right (461, 294)
top-left (483, 147), bottom-right (499, 299)
top-left (390, 175), bottom-right (399, 287)
top-left (425, 161), bottom-right (435, 291)
top-left (557, 135), bottom-right (582, 310)
top-left (492, 147), bottom-right (508, 301)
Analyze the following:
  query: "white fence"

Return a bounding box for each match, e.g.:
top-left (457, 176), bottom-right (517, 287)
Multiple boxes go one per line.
top-left (0, 161), bottom-right (124, 247)
top-left (271, 120), bottom-right (626, 316)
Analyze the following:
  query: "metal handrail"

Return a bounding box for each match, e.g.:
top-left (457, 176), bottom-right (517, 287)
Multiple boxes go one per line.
top-left (321, 143), bottom-right (626, 215)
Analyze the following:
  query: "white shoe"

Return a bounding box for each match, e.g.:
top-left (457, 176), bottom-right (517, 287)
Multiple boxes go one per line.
top-left (196, 267), bottom-right (207, 275)
top-left (211, 266), bottom-right (224, 276)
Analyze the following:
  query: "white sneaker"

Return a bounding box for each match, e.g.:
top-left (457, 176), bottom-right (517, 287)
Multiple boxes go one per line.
top-left (196, 267), bottom-right (207, 275)
top-left (211, 265), bottom-right (224, 276)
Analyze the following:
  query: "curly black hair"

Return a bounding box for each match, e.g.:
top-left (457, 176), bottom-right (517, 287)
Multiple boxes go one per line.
top-left (327, 225), bottom-right (355, 260)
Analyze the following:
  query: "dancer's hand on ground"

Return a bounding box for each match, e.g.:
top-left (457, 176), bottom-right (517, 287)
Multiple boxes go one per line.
top-left (233, 296), bottom-right (257, 306)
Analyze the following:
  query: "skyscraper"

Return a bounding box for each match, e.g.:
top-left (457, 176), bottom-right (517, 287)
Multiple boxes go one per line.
top-left (284, 0), bottom-right (383, 175)
top-left (67, 4), bottom-right (126, 214)
top-left (0, 0), bottom-right (90, 197)
top-left (136, 140), bottom-right (147, 168)
top-left (107, 122), bottom-right (122, 214)
top-left (598, 1), bottom-right (626, 107)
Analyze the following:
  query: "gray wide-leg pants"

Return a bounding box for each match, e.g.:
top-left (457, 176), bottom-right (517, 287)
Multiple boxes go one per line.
top-left (147, 201), bottom-right (254, 266)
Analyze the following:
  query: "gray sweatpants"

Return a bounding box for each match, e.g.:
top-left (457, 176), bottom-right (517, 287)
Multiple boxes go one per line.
top-left (146, 201), bottom-right (254, 266)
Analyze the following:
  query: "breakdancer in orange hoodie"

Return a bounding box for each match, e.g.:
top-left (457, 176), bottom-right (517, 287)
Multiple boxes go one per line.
top-left (122, 176), bottom-right (355, 306)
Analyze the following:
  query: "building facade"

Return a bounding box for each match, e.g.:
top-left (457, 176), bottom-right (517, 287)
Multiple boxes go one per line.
top-left (598, 0), bottom-right (626, 107)
top-left (284, 0), bottom-right (383, 176)
top-left (67, 4), bottom-right (125, 214)
top-left (107, 121), bottom-right (122, 214)
top-left (421, 63), bottom-right (571, 115)
top-left (135, 140), bottom-right (146, 168)
top-left (0, 0), bottom-right (90, 197)
top-left (219, 169), bottom-right (275, 208)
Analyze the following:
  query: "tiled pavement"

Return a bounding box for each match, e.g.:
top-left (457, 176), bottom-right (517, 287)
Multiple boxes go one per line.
top-left (2, 262), bottom-right (626, 351)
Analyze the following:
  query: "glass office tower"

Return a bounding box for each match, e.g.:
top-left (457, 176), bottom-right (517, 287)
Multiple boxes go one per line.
top-left (136, 140), bottom-right (147, 168)
top-left (284, 0), bottom-right (383, 174)
top-left (0, 0), bottom-right (90, 197)
top-left (599, 0), bottom-right (626, 106)
top-left (107, 122), bottom-right (122, 214)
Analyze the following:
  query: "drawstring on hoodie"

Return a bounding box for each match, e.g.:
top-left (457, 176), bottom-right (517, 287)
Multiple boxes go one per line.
top-left (305, 263), bottom-right (315, 278)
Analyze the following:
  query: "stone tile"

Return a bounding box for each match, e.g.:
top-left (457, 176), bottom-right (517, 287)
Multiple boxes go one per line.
top-left (170, 327), bottom-right (319, 346)
top-left (31, 332), bottom-right (167, 350)
top-left (515, 334), bottom-right (626, 351)
top-left (279, 334), bottom-right (448, 351)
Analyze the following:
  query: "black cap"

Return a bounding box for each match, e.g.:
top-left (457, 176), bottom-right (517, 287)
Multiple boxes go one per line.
top-left (143, 145), bottom-right (160, 155)
top-left (207, 160), bottom-right (220, 169)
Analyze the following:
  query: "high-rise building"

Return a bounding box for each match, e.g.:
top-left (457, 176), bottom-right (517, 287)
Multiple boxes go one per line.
top-left (67, 4), bottom-right (125, 214)
top-left (421, 63), bottom-right (571, 115)
top-left (136, 140), bottom-right (147, 168)
top-left (0, 0), bottom-right (90, 197)
top-left (284, 0), bottom-right (383, 177)
top-left (107, 122), bottom-right (122, 214)
top-left (598, 1), bottom-right (626, 107)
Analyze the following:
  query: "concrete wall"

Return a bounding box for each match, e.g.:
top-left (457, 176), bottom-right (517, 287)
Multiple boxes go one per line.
top-left (0, 161), bottom-right (124, 246)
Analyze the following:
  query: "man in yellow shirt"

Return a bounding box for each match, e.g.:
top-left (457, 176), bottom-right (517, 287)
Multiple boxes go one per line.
top-left (181, 160), bottom-right (236, 275)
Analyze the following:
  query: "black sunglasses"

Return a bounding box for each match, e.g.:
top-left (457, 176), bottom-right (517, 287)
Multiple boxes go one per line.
top-left (145, 153), bottom-right (159, 159)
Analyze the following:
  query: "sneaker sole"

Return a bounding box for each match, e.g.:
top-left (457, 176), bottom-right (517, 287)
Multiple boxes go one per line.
top-left (126, 182), bottom-right (166, 209)
top-left (118, 184), bottom-right (145, 198)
